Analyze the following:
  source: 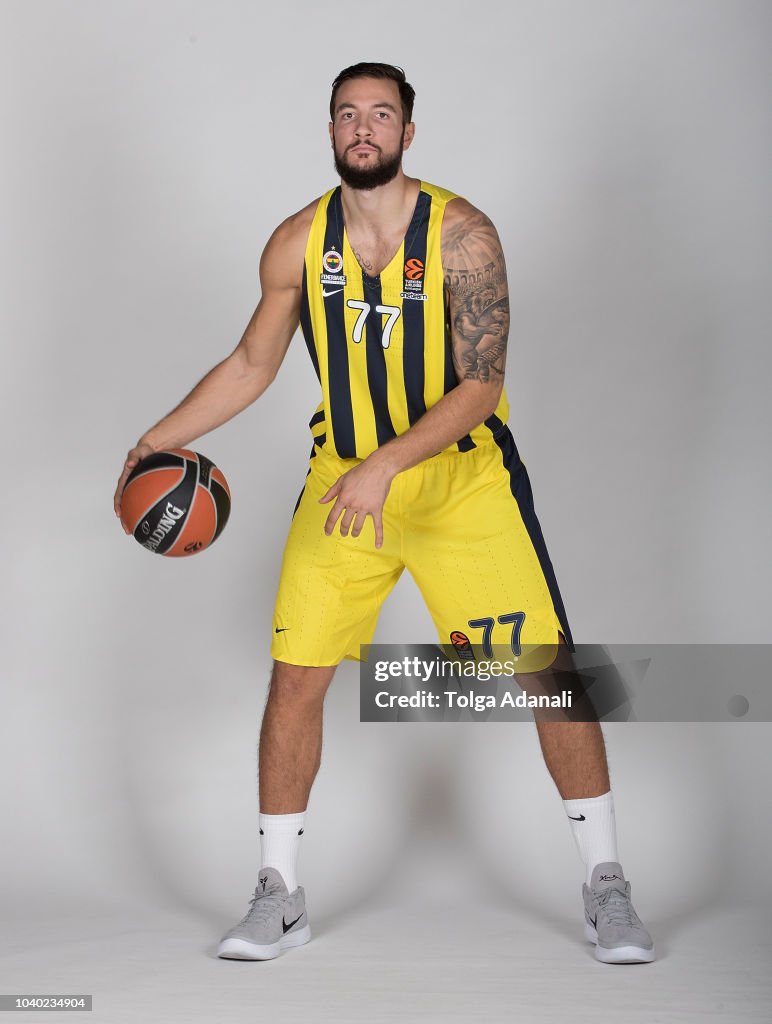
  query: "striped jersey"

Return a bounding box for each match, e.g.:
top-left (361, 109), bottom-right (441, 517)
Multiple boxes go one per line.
top-left (299, 180), bottom-right (510, 459)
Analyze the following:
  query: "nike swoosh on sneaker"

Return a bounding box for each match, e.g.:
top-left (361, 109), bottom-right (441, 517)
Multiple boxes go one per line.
top-left (282, 913), bottom-right (304, 934)
top-left (322, 288), bottom-right (343, 297)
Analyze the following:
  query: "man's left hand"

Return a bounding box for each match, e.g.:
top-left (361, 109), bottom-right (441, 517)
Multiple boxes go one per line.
top-left (319, 458), bottom-right (395, 549)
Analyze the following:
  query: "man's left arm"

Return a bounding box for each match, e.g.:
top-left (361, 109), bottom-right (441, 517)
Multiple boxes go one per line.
top-left (320, 199), bottom-right (509, 547)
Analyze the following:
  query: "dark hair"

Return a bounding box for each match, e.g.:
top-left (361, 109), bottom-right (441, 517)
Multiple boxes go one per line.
top-left (330, 62), bottom-right (415, 125)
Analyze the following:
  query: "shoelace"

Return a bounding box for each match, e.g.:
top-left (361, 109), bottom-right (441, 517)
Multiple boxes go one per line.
top-left (595, 885), bottom-right (635, 927)
top-left (239, 887), bottom-right (285, 926)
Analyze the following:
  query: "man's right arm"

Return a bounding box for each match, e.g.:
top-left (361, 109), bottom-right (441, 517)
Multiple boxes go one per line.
top-left (114, 206), bottom-right (312, 522)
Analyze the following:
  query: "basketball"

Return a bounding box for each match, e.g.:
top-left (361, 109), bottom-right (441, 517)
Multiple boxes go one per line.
top-left (120, 449), bottom-right (231, 556)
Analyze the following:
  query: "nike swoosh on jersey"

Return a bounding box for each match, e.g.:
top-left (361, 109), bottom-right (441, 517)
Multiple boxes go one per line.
top-left (322, 287), bottom-right (343, 297)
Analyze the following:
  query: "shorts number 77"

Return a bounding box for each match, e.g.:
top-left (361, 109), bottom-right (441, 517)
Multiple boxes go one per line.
top-left (467, 612), bottom-right (525, 658)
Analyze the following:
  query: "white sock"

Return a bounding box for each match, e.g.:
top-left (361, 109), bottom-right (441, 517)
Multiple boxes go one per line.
top-left (562, 790), bottom-right (619, 885)
top-left (259, 812), bottom-right (306, 892)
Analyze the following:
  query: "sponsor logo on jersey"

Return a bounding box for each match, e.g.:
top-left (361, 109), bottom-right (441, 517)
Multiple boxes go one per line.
top-left (142, 502), bottom-right (186, 552)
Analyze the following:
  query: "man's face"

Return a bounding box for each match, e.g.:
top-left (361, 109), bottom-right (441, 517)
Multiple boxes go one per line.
top-left (329, 77), bottom-right (415, 190)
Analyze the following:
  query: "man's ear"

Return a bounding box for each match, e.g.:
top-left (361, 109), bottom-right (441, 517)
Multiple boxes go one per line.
top-left (402, 121), bottom-right (416, 151)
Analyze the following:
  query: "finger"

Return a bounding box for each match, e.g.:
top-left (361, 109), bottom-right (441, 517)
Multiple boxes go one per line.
top-left (115, 453), bottom-right (142, 523)
top-left (115, 499), bottom-right (130, 534)
top-left (373, 510), bottom-right (384, 549)
top-left (339, 507), bottom-right (356, 537)
top-left (350, 511), bottom-right (367, 538)
top-left (114, 452), bottom-right (139, 499)
top-left (319, 479), bottom-right (342, 504)
top-left (114, 491), bottom-right (129, 533)
top-left (324, 499), bottom-right (344, 536)
top-left (114, 473), bottom-right (128, 517)
top-left (114, 469), bottom-right (128, 502)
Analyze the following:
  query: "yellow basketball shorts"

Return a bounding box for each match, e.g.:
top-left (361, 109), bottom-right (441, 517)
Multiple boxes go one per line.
top-left (270, 427), bottom-right (574, 668)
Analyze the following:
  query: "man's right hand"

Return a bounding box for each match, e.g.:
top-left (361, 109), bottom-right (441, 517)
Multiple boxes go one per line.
top-left (111, 205), bottom-right (310, 536)
top-left (114, 442), bottom-right (156, 532)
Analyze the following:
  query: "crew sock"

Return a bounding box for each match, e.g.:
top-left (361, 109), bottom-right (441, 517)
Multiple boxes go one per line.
top-left (259, 811), bottom-right (306, 892)
top-left (562, 790), bottom-right (619, 886)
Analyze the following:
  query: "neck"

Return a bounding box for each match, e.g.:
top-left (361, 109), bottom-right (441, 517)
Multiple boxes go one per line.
top-left (340, 171), bottom-right (420, 236)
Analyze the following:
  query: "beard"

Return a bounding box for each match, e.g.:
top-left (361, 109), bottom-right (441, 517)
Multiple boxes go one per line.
top-left (333, 133), bottom-right (404, 190)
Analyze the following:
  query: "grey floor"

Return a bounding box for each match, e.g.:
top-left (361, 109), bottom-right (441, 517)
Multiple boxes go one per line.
top-left (3, 896), bottom-right (770, 1023)
top-left (4, 723), bottom-right (771, 1022)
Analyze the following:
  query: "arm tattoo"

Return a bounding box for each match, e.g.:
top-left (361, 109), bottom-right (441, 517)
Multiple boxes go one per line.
top-left (443, 209), bottom-right (510, 384)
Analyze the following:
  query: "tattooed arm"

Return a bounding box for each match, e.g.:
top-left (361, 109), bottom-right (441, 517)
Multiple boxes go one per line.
top-left (320, 198), bottom-right (509, 547)
top-left (444, 200), bottom-right (509, 394)
top-left (363, 197), bottom-right (508, 472)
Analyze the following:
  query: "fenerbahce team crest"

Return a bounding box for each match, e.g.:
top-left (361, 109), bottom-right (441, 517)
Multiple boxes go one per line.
top-left (320, 248), bottom-right (347, 286)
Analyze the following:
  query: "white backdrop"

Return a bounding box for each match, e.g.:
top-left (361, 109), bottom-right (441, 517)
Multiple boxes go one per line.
top-left (1, 0), bottom-right (770, 974)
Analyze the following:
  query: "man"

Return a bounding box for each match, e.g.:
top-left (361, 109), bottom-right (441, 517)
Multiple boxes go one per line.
top-left (114, 62), bottom-right (654, 965)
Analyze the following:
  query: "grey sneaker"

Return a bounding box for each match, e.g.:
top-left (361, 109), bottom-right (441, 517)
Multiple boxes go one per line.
top-left (217, 867), bottom-right (311, 960)
top-left (582, 861), bottom-right (655, 964)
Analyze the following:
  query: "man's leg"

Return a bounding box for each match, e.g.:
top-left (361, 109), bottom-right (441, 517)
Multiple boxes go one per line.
top-left (218, 443), bottom-right (402, 960)
top-left (532, 633), bottom-right (610, 800)
top-left (531, 637), bottom-right (655, 962)
top-left (534, 717), bottom-right (610, 798)
top-left (530, 632), bottom-right (619, 882)
top-left (217, 660), bottom-right (336, 960)
top-left (259, 660), bottom-right (337, 812)
top-left (256, 660), bottom-right (337, 891)
top-left (399, 432), bottom-right (654, 961)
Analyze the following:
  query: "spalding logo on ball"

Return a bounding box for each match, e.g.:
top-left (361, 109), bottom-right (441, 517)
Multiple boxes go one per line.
top-left (121, 449), bottom-right (231, 556)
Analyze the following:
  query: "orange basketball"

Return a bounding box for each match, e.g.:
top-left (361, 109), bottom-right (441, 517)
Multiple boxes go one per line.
top-left (120, 449), bottom-right (231, 556)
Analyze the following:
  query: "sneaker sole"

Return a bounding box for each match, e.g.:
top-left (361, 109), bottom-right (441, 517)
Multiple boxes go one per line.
top-left (217, 924), bottom-right (311, 961)
top-left (584, 922), bottom-right (655, 963)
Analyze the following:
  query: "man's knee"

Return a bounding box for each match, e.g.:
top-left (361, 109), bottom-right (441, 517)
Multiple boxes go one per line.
top-left (266, 660), bottom-right (337, 707)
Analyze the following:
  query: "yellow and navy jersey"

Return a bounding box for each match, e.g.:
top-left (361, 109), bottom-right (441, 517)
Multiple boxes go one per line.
top-left (298, 180), bottom-right (510, 460)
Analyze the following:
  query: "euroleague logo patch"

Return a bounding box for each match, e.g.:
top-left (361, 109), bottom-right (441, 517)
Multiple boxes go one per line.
top-left (404, 257), bottom-right (424, 281)
top-left (402, 257), bottom-right (427, 301)
top-left (450, 630), bottom-right (475, 661)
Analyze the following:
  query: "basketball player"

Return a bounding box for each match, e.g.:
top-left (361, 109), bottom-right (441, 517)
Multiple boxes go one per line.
top-left (114, 63), bottom-right (654, 965)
